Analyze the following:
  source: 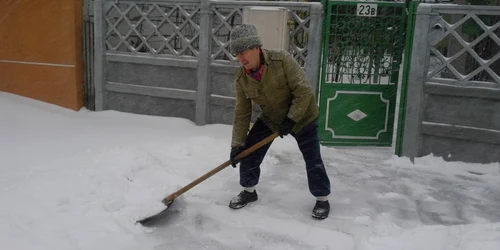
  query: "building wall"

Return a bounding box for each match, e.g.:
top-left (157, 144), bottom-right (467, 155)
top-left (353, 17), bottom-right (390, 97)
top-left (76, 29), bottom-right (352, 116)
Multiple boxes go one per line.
top-left (0, 0), bottom-right (83, 110)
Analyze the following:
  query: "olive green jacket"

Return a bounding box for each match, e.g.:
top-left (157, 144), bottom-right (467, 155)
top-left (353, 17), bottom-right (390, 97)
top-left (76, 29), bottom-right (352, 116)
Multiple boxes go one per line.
top-left (231, 49), bottom-right (319, 147)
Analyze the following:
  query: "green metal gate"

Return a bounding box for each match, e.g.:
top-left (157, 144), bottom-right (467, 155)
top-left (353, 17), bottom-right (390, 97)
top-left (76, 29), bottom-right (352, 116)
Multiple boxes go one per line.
top-left (318, 1), bottom-right (409, 146)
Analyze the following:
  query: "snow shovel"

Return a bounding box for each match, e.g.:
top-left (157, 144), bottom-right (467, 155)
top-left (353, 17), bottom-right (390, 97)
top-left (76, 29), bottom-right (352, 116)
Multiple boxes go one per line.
top-left (136, 132), bottom-right (279, 225)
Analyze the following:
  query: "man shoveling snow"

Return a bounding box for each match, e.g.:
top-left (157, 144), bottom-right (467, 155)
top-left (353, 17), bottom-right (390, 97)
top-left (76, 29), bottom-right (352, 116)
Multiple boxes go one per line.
top-left (228, 24), bottom-right (332, 220)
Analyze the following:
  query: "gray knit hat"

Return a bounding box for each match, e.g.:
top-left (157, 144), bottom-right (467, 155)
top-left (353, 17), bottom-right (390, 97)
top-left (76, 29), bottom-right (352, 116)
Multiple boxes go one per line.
top-left (230, 24), bottom-right (263, 55)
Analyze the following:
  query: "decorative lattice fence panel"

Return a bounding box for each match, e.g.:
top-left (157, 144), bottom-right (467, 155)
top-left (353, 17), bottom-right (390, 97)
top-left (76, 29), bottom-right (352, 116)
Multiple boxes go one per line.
top-left (104, 1), bottom-right (201, 57)
top-left (427, 8), bottom-right (500, 87)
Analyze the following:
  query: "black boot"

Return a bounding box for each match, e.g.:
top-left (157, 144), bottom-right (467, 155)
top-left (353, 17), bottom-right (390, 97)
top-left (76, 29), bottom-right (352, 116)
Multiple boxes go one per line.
top-left (312, 200), bottom-right (330, 220)
top-left (229, 190), bottom-right (258, 209)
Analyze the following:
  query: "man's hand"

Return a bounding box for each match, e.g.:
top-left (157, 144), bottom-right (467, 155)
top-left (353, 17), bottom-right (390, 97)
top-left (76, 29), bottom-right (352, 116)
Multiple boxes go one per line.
top-left (278, 117), bottom-right (296, 138)
top-left (230, 146), bottom-right (245, 168)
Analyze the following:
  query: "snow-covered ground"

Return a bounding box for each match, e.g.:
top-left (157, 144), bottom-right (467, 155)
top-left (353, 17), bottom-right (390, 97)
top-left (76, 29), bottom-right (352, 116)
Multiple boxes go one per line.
top-left (1, 91), bottom-right (499, 250)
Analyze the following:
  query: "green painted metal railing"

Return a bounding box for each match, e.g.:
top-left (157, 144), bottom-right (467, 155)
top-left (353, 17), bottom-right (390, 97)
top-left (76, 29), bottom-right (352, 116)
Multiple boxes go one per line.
top-left (318, 1), bottom-right (414, 147)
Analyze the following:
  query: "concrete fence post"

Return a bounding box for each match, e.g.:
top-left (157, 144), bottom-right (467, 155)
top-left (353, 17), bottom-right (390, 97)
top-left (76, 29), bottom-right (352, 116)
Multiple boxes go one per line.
top-left (195, 0), bottom-right (212, 125)
top-left (401, 5), bottom-right (433, 161)
top-left (305, 3), bottom-right (323, 98)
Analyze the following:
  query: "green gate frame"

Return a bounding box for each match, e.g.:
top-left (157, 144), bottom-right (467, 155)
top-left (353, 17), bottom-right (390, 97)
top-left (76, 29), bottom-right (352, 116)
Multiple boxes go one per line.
top-left (317, 0), bottom-right (417, 148)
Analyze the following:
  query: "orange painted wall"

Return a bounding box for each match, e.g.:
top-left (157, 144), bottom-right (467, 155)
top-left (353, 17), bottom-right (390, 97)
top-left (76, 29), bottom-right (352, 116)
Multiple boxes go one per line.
top-left (0, 0), bottom-right (83, 111)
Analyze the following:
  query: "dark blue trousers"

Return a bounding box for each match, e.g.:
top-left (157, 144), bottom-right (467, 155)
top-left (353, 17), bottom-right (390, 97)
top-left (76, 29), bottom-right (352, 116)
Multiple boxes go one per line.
top-left (239, 118), bottom-right (331, 197)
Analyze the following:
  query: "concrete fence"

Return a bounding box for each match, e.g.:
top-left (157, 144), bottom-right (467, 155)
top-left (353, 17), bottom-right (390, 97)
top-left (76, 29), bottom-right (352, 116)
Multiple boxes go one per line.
top-left (401, 3), bottom-right (500, 164)
top-left (91, 0), bottom-right (323, 125)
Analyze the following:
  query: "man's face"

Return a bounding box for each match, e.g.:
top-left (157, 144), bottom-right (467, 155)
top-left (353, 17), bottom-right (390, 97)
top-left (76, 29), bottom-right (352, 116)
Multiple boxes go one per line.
top-left (236, 47), bottom-right (260, 70)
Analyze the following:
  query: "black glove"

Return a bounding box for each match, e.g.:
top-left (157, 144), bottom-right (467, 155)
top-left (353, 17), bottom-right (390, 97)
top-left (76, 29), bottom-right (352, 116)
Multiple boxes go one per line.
top-left (230, 146), bottom-right (245, 168)
top-left (278, 117), bottom-right (296, 138)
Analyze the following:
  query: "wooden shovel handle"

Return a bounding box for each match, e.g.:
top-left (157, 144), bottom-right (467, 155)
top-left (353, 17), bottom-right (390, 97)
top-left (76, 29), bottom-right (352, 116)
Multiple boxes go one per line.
top-left (163, 132), bottom-right (279, 203)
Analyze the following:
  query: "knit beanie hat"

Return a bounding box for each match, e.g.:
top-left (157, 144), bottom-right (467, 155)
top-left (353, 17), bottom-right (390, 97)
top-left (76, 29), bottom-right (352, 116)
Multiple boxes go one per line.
top-left (230, 24), bottom-right (263, 55)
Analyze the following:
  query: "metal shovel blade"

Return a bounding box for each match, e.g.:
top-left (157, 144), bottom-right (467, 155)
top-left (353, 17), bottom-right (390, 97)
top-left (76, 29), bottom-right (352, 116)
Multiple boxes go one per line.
top-left (136, 199), bottom-right (174, 226)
